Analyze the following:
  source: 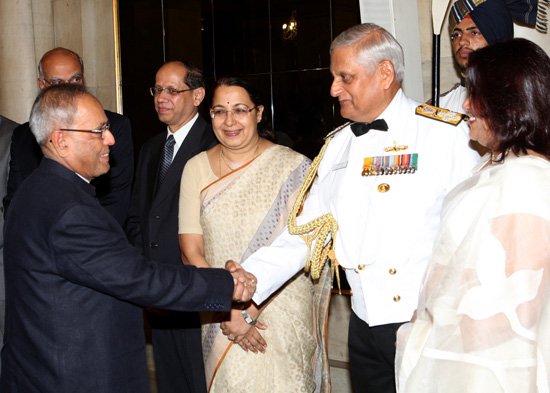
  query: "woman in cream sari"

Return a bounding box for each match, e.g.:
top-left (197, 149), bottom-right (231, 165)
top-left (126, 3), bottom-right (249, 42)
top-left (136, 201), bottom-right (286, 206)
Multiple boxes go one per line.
top-left (178, 76), bottom-right (330, 393)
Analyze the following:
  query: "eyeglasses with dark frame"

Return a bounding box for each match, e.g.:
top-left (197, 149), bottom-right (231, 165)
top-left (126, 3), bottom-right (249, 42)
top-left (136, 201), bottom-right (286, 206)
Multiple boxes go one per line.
top-left (41, 75), bottom-right (83, 86)
top-left (149, 87), bottom-right (197, 96)
top-left (59, 122), bottom-right (110, 139)
top-left (210, 105), bottom-right (258, 120)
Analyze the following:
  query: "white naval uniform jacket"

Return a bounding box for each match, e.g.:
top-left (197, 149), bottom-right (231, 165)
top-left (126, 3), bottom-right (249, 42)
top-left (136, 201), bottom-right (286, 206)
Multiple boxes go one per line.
top-left (243, 89), bottom-right (480, 326)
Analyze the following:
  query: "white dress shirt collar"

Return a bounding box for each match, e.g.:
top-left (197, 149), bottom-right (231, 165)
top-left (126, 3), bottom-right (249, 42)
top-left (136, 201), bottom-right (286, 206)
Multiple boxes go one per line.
top-left (75, 173), bottom-right (90, 183)
top-left (165, 113), bottom-right (199, 158)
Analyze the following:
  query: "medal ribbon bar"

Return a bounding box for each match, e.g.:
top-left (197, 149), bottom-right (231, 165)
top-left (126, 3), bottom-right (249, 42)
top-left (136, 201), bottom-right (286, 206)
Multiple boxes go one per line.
top-left (362, 153), bottom-right (418, 176)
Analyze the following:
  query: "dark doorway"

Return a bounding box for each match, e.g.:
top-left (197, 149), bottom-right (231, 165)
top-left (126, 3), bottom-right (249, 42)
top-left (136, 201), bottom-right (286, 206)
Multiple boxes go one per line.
top-left (119, 0), bottom-right (360, 159)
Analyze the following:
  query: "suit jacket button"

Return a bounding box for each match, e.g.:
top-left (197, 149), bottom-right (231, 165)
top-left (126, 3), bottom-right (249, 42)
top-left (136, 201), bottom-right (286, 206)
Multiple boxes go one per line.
top-left (149, 243), bottom-right (158, 248)
top-left (154, 215), bottom-right (160, 219)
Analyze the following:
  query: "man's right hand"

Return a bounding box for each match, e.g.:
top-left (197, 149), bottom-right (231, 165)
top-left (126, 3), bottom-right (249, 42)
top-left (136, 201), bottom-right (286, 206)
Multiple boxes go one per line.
top-left (227, 260), bottom-right (257, 302)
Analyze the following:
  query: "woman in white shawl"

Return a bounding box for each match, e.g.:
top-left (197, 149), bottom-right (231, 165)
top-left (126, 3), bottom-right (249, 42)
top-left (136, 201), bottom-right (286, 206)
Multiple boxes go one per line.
top-left (396, 39), bottom-right (550, 393)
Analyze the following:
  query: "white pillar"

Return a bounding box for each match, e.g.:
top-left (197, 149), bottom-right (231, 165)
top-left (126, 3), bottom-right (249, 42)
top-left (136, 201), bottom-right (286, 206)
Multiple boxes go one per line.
top-left (359, 0), bottom-right (425, 102)
top-left (0, 0), bottom-right (54, 122)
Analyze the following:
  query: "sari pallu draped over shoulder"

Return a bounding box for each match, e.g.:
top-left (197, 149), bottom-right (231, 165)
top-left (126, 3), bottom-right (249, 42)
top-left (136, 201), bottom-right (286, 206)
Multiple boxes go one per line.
top-left (199, 145), bottom-right (331, 393)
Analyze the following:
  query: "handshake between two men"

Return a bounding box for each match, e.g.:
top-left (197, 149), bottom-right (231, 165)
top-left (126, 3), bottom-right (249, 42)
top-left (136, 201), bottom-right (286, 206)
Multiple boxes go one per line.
top-left (0, 84), bottom-right (264, 392)
top-left (227, 260), bottom-right (257, 302)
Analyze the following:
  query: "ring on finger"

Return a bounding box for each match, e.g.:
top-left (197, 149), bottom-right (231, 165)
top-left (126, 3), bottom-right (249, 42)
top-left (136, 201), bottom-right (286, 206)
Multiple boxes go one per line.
top-left (228, 336), bottom-right (235, 341)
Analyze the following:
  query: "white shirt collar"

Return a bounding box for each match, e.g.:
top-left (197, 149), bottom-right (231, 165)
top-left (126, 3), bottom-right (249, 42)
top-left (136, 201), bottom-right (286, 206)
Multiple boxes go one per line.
top-left (166, 113), bottom-right (199, 151)
top-left (75, 172), bottom-right (90, 183)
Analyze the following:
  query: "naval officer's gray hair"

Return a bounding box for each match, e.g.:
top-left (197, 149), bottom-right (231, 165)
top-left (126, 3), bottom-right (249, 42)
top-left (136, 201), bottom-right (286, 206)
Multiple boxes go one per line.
top-left (330, 23), bottom-right (405, 84)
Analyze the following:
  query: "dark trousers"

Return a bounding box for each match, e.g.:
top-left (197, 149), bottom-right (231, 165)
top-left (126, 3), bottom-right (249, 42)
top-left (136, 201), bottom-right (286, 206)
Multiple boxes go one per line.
top-left (348, 311), bottom-right (405, 393)
top-left (149, 312), bottom-right (206, 393)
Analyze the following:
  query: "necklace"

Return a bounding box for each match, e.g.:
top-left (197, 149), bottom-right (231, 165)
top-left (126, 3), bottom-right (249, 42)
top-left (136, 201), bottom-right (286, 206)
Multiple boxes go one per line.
top-left (219, 139), bottom-right (261, 173)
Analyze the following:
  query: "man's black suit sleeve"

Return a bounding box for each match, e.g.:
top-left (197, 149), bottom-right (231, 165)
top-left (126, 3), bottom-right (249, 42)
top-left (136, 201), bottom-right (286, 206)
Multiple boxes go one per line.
top-left (52, 202), bottom-right (234, 311)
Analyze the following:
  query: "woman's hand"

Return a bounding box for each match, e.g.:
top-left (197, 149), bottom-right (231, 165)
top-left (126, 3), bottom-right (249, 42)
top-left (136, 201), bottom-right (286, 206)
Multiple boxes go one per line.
top-left (237, 324), bottom-right (268, 354)
top-left (221, 309), bottom-right (253, 338)
top-left (221, 308), bottom-right (267, 353)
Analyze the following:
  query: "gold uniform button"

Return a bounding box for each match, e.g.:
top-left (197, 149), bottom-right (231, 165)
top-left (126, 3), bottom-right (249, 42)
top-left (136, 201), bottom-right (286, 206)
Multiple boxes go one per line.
top-left (389, 268), bottom-right (397, 275)
top-left (393, 295), bottom-right (401, 302)
top-left (377, 183), bottom-right (390, 193)
top-left (358, 264), bottom-right (366, 271)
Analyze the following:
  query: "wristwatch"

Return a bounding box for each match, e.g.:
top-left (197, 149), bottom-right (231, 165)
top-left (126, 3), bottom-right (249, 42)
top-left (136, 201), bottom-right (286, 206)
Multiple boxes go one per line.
top-left (241, 309), bottom-right (257, 325)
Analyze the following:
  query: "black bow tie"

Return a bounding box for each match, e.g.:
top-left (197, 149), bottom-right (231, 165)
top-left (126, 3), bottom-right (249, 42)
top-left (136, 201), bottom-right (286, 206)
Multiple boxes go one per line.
top-left (350, 119), bottom-right (389, 137)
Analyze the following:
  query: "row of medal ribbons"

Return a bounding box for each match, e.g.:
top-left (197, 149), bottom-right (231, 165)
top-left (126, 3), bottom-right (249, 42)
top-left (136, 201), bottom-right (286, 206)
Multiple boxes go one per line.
top-left (362, 153), bottom-right (418, 176)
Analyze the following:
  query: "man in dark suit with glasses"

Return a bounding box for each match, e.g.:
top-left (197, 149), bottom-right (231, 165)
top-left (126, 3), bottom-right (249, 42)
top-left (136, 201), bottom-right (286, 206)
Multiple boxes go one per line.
top-left (0, 84), bottom-right (255, 393)
top-left (125, 61), bottom-right (217, 393)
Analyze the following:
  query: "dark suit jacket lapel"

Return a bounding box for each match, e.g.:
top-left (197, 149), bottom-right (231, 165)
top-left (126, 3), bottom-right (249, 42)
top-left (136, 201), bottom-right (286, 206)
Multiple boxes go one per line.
top-left (144, 135), bottom-right (165, 209)
top-left (152, 116), bottom-right (208, 206)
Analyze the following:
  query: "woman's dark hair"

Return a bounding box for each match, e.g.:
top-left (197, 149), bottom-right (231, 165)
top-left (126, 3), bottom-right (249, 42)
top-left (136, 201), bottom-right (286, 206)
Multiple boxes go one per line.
top-left (466, 38), bottom-right (550, 160)
top-left (210, 76), bottom-right (276, 142)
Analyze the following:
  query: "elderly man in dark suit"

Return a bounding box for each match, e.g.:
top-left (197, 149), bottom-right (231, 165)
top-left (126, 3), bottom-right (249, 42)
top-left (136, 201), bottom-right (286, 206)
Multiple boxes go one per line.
top-left (0, 84), bottom-right (255, 393)
top-left (4, 47), bottom-right (133, 226)
top-left (125, 61), bottom-right (217, 393)
top-left (0, 115), bottom-right (18, 368)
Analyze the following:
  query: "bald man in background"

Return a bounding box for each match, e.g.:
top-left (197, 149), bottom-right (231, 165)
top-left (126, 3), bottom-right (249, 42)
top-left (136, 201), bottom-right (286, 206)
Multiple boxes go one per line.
top-left (4, 47), bottom-right (134, 226)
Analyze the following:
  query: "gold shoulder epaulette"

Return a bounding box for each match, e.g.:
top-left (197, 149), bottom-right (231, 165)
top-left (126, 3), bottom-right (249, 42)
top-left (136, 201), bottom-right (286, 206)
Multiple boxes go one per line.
top-left (415, 104), bottom-right (467, 126)
top-left (324, 121), bottom-right (351, 140)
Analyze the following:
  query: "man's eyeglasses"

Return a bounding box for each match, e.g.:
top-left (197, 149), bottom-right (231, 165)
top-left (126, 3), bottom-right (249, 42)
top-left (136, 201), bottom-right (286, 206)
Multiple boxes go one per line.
top-left (149, 87), bottom-right (197, 96)
top-left (210, 106), bottom-right (258, 120)
top-left (59, 122), bottom-right (110, 139)
top-left (42, 75), bottom-right (83, 85)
